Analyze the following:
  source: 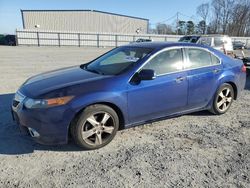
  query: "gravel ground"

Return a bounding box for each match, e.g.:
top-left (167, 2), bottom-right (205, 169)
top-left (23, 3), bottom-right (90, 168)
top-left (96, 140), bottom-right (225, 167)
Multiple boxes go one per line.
top-left (0, 46), bottom-right (249, 188)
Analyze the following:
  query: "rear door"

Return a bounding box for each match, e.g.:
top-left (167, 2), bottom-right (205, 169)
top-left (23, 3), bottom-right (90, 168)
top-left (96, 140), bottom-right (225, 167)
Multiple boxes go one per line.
top-left (184, 48), bottom-right (222, 109)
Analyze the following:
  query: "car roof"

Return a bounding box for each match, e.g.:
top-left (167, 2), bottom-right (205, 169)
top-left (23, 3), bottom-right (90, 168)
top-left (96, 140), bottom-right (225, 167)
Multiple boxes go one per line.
top-left (123, 41), bottom-right (210, 50)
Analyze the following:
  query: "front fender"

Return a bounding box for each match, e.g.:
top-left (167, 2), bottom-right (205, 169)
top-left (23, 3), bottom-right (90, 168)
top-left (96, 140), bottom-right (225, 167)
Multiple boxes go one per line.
top-left (70, 91), bottom-right (128, 124)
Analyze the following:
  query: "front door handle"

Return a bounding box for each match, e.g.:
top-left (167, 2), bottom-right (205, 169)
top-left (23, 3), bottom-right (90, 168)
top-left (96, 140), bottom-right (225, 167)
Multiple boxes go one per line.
top-left (213, 69), bottom-right (220, 74)
top-left (176, 77), bottom-right (185, 83)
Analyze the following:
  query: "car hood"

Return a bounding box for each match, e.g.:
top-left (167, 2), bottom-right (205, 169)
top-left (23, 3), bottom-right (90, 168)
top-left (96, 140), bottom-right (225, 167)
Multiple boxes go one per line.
top-left (20, 66), bottom-right (106, 98)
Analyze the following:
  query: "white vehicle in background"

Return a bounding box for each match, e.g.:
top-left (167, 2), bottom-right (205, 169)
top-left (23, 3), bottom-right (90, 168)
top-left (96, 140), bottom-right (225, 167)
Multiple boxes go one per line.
top-left (197, 35), bottom-right (234, 55)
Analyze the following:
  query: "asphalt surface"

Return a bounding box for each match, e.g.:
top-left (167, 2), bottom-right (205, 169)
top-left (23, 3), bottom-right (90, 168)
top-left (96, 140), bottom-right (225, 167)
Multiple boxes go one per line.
top-left (0, 46), bottom-right (249, 187)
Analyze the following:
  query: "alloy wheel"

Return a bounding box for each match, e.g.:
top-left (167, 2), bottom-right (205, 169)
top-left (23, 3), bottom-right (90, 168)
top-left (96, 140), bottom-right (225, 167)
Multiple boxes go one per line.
top-left (216, 87), bottom-right (233, 112)
top-left (81, 112), bottom-right (115, 146)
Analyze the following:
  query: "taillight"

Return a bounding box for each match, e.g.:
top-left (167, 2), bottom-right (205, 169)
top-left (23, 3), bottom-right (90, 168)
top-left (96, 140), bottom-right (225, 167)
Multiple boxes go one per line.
top-left (242, 65), bottom-right (246, 73)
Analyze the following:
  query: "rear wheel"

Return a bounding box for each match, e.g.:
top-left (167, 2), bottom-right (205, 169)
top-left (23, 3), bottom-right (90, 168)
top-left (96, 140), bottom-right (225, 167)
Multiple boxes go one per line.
top-left (210, 83), bottom-right (234, 115)
top-left (71, 104), bottom-right (119, 150)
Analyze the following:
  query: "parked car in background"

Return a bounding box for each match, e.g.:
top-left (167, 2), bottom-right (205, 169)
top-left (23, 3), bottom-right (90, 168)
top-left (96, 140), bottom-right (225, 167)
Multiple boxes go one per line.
top-left (178, 35), bottom-right (201, 43)
top-left (233, 41), bottom-right (246, 50)
top-left (12, 42), bottom-right (246, 149)
top-left (135, 38), bottom-right (152, 43)
top-left (0, 34), bottom-right (6, 45)
top-left (0, 34), bottom-right (16, 46)
top-left (197, 35), bottom-right (234, 55)
top-left (4, 35), bottom-right (16, 46)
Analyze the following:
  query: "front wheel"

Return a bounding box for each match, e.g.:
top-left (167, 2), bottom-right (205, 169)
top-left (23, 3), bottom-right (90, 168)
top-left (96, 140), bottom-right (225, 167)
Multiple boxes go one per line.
top-left (71, 104), bottom-right (119, 150)
top-left (210, 83), bottom-right (234, 115)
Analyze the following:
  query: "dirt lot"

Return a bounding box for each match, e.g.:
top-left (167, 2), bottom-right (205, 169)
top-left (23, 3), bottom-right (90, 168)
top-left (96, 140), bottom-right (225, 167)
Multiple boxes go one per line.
top-left (0, 46), bottom-right (249, 187)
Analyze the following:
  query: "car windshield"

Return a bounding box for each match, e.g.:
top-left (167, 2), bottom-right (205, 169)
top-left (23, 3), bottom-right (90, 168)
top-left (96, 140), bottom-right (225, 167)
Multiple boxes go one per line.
top-left (234, 41), bottom-right (243, 44)
top-left (198, 37), bottom-right (212, 46)
top-left (83, 47), bottom-right (153, 75)
top-left (214, 37), bottom-right (224, 47)
top-left (179, 36), bottom-right (192, 42)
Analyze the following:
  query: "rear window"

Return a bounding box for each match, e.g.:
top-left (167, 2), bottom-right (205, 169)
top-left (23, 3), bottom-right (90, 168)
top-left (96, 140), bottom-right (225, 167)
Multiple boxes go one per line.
top-left (186, 49), bottom-right (211, 69)
top-left (185, 48), bottom-right (220, 69)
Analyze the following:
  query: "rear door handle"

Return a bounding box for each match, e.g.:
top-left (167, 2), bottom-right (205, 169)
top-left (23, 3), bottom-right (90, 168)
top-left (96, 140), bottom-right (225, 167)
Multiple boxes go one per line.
top-left (176, 76), bottom-right (185, 83)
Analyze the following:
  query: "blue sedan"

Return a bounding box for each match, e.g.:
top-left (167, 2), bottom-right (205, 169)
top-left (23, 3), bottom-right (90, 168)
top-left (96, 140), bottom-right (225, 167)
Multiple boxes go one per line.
top-left (12, 42), bottom-right (246, 149)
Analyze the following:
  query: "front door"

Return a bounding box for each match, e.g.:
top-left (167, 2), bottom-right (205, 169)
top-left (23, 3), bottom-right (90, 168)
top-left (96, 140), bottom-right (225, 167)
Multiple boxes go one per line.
top-left (127, 48), bottom-right (188, 124)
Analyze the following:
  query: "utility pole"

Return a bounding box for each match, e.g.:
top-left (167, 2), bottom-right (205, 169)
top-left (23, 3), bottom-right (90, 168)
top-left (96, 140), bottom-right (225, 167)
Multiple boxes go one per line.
top-left (176, 12), bottom-right (179, 35)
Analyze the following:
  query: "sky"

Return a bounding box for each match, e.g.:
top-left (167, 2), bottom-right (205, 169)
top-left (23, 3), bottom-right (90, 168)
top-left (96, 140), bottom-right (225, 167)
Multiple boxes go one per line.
top-left (0, 0), bottom-right (205, 34)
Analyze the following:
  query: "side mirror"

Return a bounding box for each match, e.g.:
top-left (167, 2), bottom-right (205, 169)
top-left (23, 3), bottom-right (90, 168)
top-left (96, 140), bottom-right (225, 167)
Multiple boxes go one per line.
top-left (138, 69), bottom-right (156, 80)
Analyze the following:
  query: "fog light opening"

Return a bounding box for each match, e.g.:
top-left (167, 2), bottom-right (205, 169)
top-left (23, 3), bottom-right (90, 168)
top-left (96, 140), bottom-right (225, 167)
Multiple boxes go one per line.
top-left (28, 127), bottom-right (40, 138)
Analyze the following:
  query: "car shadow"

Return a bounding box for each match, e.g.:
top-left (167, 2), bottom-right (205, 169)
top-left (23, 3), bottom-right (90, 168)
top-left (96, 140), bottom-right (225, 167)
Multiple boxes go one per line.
top-left (191, 77), bottom-right (250, 116)
top-left (0, 93), bottom-right (83, 155)
top-left (189, 110), bottom-right (214, 117)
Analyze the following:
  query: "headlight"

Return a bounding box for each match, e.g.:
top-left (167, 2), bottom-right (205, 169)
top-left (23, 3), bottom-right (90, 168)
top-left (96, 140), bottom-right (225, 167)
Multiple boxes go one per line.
top-left (24, 96), bottom-right (74, 109)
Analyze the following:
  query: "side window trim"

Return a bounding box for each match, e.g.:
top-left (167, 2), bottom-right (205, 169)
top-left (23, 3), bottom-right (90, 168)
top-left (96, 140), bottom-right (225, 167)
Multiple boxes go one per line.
top-left (129, 46), bottom-right (222, 83)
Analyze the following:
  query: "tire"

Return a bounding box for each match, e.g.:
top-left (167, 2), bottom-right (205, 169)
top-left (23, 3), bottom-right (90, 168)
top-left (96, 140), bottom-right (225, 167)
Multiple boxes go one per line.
top-left (71, 104), bottom-right (119, 150)
top-left (210, 83), bottom-right (234, 115)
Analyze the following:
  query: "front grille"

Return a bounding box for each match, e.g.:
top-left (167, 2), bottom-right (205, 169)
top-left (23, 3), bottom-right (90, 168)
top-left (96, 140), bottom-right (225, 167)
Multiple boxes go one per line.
top-left (12, 91), bottom-right (25, 109)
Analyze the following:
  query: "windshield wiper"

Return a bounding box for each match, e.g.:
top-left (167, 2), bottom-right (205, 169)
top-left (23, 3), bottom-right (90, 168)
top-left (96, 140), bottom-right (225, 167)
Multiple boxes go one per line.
top-left (82, 65), bottom-right (104, 75)
top-left (88, 69), bottom-right (103, 75)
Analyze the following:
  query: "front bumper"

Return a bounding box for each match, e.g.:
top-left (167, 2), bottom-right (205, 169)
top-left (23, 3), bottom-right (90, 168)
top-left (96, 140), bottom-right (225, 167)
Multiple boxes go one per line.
top-left (11, 93), bottom-right (75, 145)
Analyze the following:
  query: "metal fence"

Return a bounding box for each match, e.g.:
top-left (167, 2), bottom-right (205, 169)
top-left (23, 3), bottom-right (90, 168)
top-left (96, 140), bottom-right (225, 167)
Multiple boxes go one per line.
top-left (16, 30), bottom-right (182, 47)
top-left (16, 29), bottom-right (250, 47)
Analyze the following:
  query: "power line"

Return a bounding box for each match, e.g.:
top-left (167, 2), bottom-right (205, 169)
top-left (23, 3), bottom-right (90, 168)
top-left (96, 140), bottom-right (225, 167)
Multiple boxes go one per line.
top-left (178, 12), bottom-right (199, 22)
top-left (150, 13), bottom-right (177, 26)
top-left (178, 12), bottom-right (193, 19)
top-left (158, 14), bottom-right (177, 24)
top-left (150, 12), bottom-right (199, 26)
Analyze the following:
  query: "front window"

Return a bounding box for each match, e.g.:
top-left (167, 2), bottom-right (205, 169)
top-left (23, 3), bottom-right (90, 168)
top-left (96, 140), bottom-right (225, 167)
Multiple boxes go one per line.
top-left (143, 49), bottom-right (183, 75)
top-left (83, 47), bottom-right (153, 75)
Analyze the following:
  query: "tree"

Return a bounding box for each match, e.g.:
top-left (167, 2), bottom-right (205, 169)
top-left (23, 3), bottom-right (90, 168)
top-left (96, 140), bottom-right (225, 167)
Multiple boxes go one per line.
top-left (211, 0), bottom-right (235, 34)
top-left (197, 20), bottom-right (207, 34)
top-left (148, 23), bottom-right (157, 34)
top-left (186, 21), bottom-right (195, 35)
top-left (156, 23), bottom-right (174, 34)
top-left (195, 0), bottom-right (250, 36)
top-left (177, 21), bottom-right (186, 35)
top-left (228, 1), bottom-right (250, 36)
top-left (196, 3), bottom-right (210, 34)
top-left (246, 15), bottom-right (250, 36)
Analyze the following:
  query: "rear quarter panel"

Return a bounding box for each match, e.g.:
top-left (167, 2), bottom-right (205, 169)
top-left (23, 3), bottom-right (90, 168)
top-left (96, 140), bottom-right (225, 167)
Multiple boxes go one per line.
top-left (218, 55), bottom-right (246, 98)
